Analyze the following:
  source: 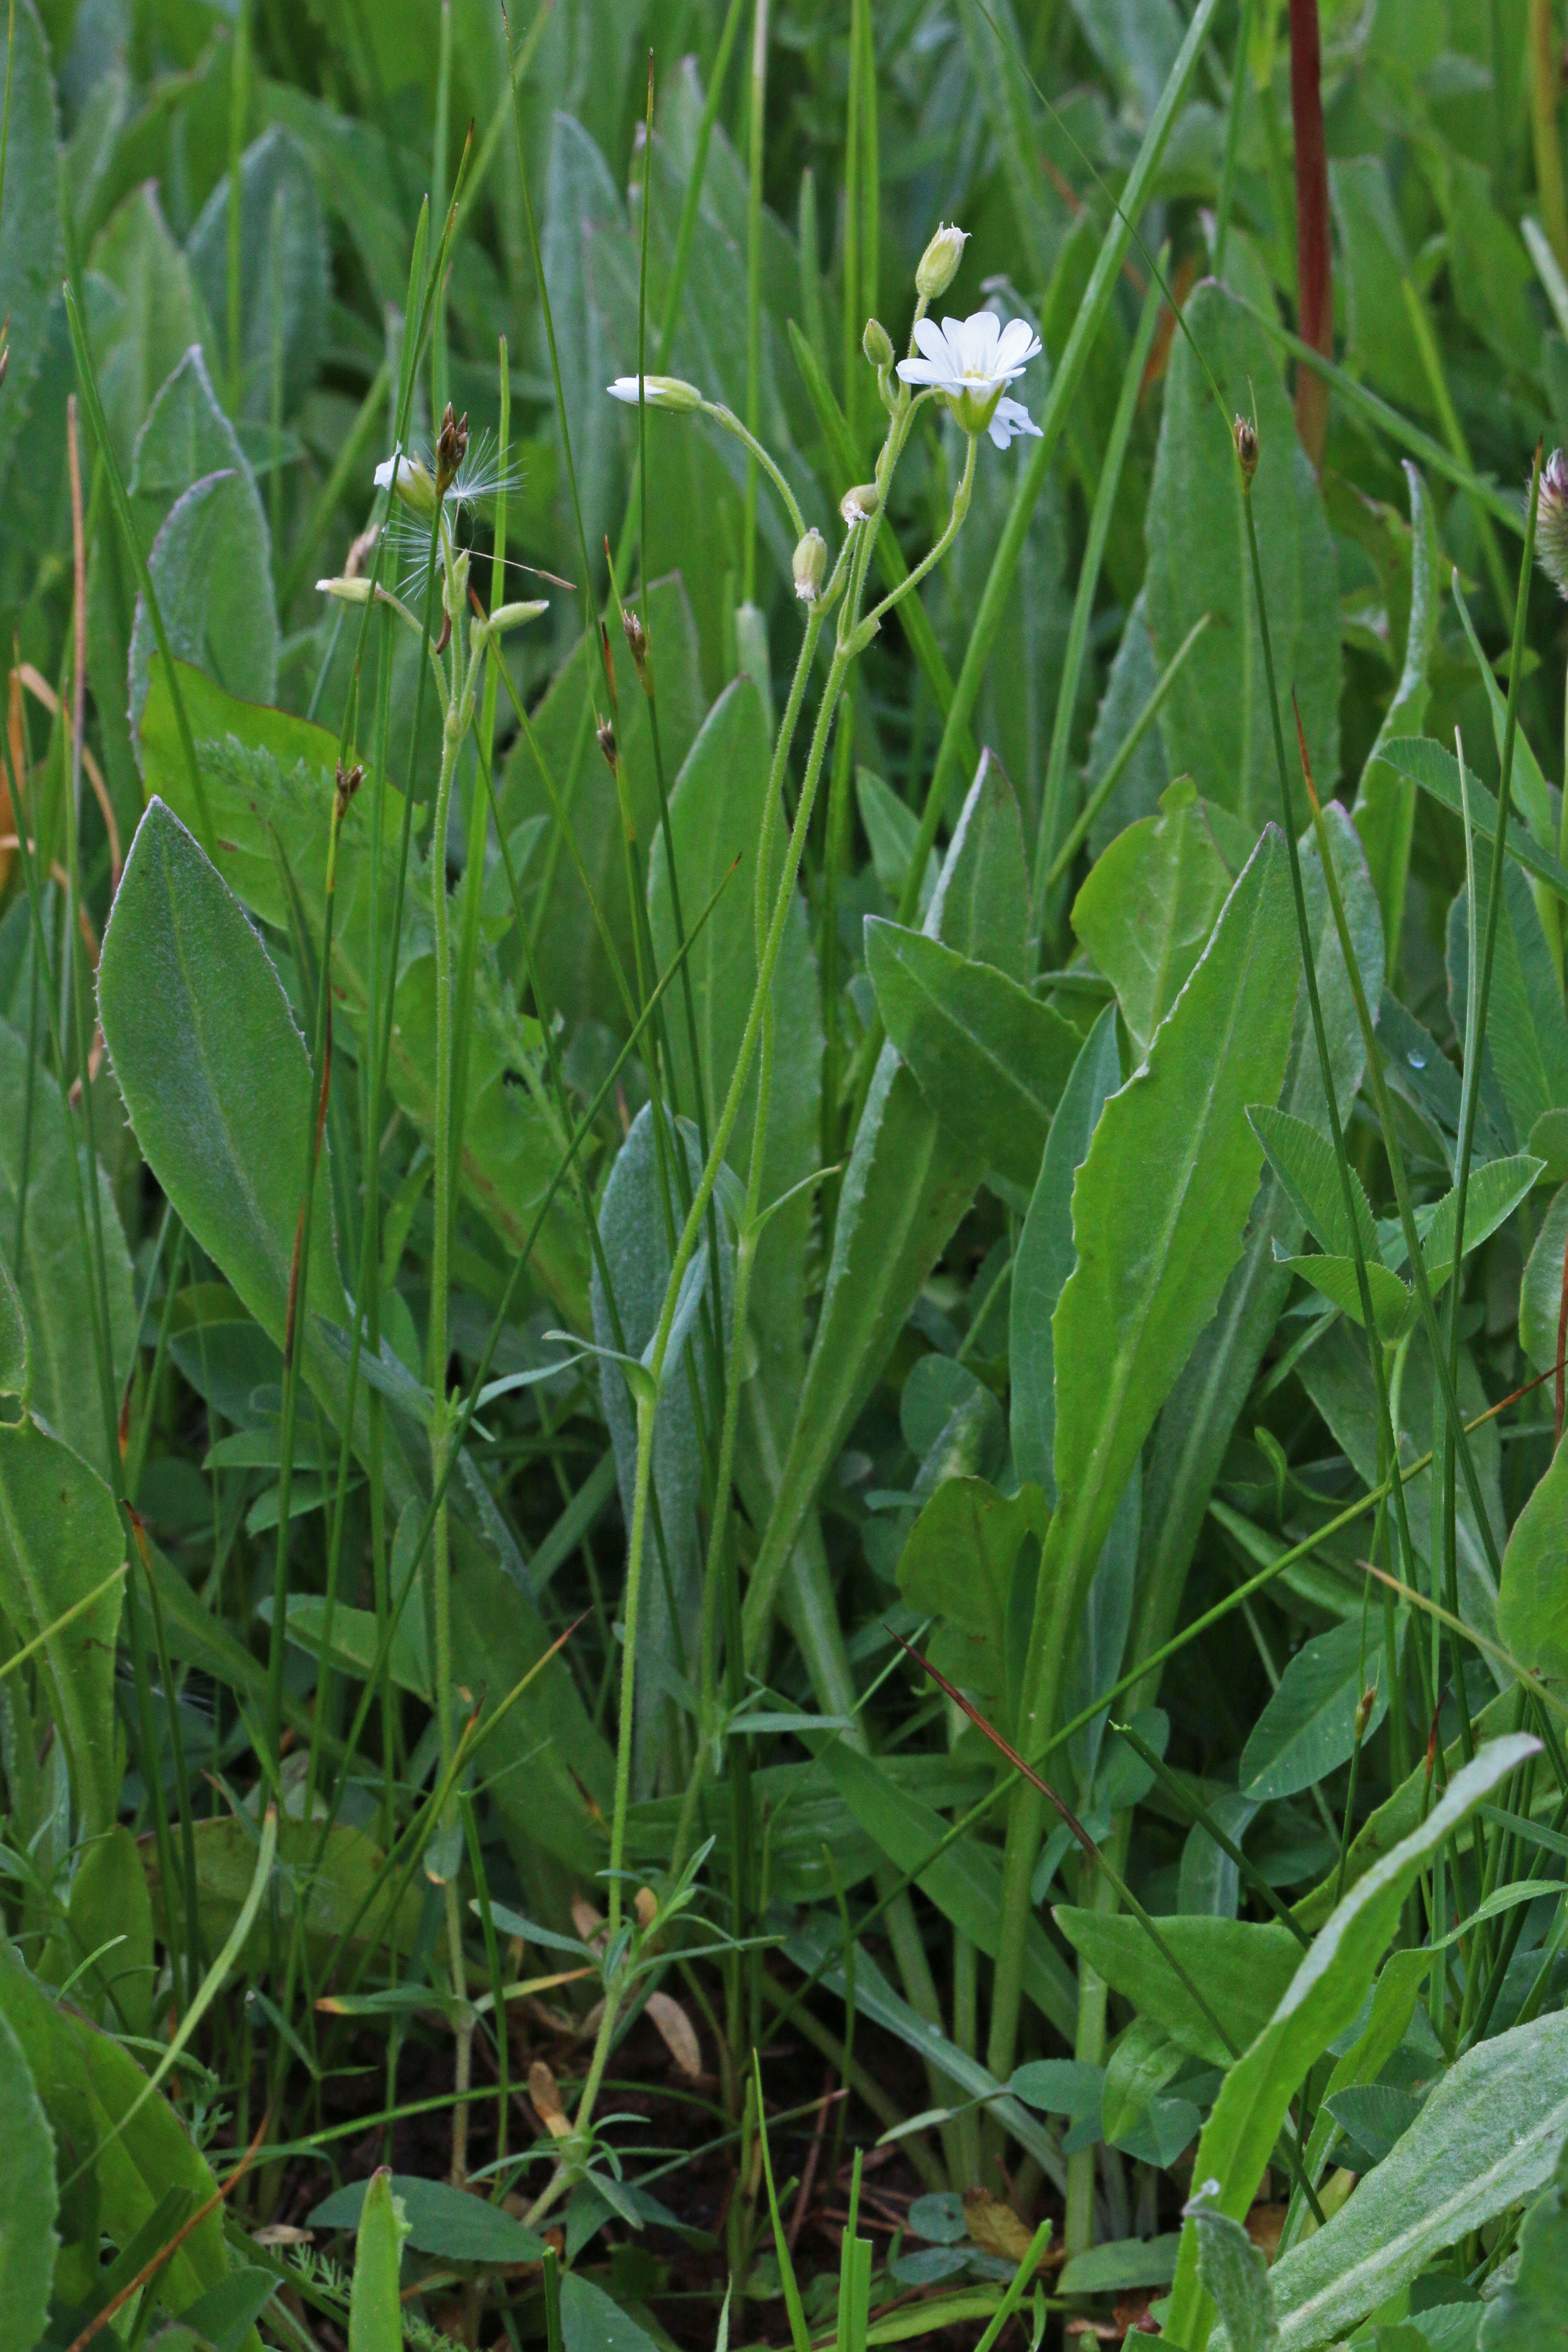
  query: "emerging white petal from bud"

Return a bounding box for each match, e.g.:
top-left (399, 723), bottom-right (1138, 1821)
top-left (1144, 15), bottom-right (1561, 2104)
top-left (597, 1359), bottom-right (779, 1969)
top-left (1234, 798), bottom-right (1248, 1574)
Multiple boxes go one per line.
top-left (605, 373), bottom-right (702, 411)
top-left (792, 527), bottom-right (828, 602)
top-left (374, 451), bottom-right (438, 519)
top-left (317, 576), bottom-right (373, 602)
top-left (840, 483), bottom-right (880, 525)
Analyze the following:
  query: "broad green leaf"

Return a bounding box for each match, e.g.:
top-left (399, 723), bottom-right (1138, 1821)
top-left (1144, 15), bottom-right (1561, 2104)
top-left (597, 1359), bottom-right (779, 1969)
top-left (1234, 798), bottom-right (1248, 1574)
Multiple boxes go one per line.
top-left (1011, 1008), bottom-right (1121, 1501)
top-left (1352, 463), bottom-right (1440, 973)
top-left (1057, 2234), bottom-right (1182, 2295)
top-left (591, 1106), bottom-right (727, 1792)
top-left (1271, 1252), bottom-right (1409, 1338)
top-left (1497, 1423), bottom-right (1568, 1682)
top-left (0, 1017), bottom-right (136, 1479)
top-left (1145, 282), bottom-right (1340, 829)
top-left (1478, 2128), bottom-right (1568, 2348)
top-left (129, 466), bottom-right (279, 738)
top-left (179, 2271), bottom-right (278, 2351)
top-left (895, 1476), bottom-right (1047, 1711)
top-left (0, 1257), bottom-right (25, 1400)
top-left (0, 1935), bottom-right (233, 2311)
top-left (0, 1997), bottom-right (57, 2345)
top-left (1050, 1911), bottom-right (1302, 2067)
top-left (1028, 827), bottom-right (1297, 1758)
top-left (1331, 163), bottom-right (1429, 416)
top-left (1519, 1180), bottom-right (1568, 1372)
top-left (815, 1732), bottom-right (1075, 2039)
top-left (540, 113), bottom-right (625, 563)
top-left (1165, 1734), bottom-right (1537, 2349)
top-left (1135, 805), bottom-right (1383, 1710)
top-left (1188, 2199), bottom-right (1277, 2351)
top-left (0, 0), bottom-right (65, 493)
top-left (1247, 1105), bottom-right (1377, 1262)
top-left (1447, 156), bottom-right (1539, 378)
top-left (140, 1815), bottom-right (425, 1973)
top-left (1084, 591), bottom-right (1170, 852)
top-left (138, 660), bottom-right (590, 1322)
top-left (346, 2169), bottom-right (408, 2351)
top-left (187, 129), bottom-right (328, 420)
top-left (646, 675), bottom-right (821, 1537)
top-left (1447, 860), bottom-right (1568, 1152)
top-left (0, 1409), bottom-right (124, 1836)
top-left (1240, 1617), bottom-right (1390, 1802)
top-left (88, 184), bottom-right (209, 471)
top-left (276, 1595), bottom-right (431, 1703)
top-left (450, 1549), bottom-right (615, 1877)
top-left (314, 2171), bottom-right (546, 2261)
top-left (65, 1825), bottom-right (154, 2037)
top-left (1264, 2009), bottom-right (1568, 2352)
top-left (741, 753), bottom-right (1028, 1669)
top-left (865, 921), bottom-right (1080, 1191)
top-left (1295, 1945), bottom-right (1431, 2201)
top-left (858, 768), bottom-right (935, 916)
top-left (561, 2275), bottom-right (663, 2352)
top-left (1401, 1155), bottom-right (1545, 1290)
top-left (1102, 2015), bottom-right (1187, 2146)
top-left (129, 345), bottom-right (252, 549)
top-left (1072, 779), bottom-right (1247, 1055)
top-left (97, 798), bottom-right (422, 1510)
top-left (1069, 0), bottom-right (1182, 115)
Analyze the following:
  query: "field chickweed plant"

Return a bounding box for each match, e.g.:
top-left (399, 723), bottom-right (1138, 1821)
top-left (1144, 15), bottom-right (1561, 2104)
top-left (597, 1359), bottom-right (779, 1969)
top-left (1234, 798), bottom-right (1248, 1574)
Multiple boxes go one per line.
top-left (7, 1), bottom-right (1568, 2349)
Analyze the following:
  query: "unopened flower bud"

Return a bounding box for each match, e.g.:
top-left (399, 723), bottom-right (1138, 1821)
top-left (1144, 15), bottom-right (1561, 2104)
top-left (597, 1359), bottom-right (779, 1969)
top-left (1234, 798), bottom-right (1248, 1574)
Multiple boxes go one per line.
top-left (374, 450), bottom-right (437, 519)
top-left (840, 482), bottom-right (880, 526)
top-left (317, 575), bottom-right (372, 603)
top-left (606, 373), bottom-right (702, 411)
top-left (916, 221), bottom-right (969, 301)
top-left (863, 316), bottom-right (894, 371)
top-left (792, 527), bottom-right (828, 603)
top-left (487, 599), bottom-right (549, 634)
top-left (1537, 447), bottom-right (1568, 599)
top-left (435, 402), bottom-right (469, 496)
top-left (1233, 413), bottom-right (1259, 484)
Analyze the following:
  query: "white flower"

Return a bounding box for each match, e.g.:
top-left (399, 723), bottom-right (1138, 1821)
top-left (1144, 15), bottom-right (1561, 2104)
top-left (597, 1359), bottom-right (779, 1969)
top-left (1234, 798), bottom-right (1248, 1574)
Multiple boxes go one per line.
top-left (897, 310), bottom-right (1042, 439)
top-left (986, 396), bottom-right (1043, 451)
top-left (605, 374), bottom-right (701, 411)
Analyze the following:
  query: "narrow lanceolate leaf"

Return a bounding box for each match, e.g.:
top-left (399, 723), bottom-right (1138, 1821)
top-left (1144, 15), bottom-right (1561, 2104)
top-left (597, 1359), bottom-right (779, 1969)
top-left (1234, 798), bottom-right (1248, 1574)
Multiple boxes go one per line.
top-left (1497, 1418), bottom-right (1568, 1682)
top-left (1071, 779), bottom-right (1246, 1057)
top-left (1021, 827), bottom-right (1297, 1758)
top-left (1238, 1617), bottom-right (1390, 1803)
top-left (96, 799), bottom-right (420, 1513)
top-left (0, 2001), bottom-right (57, 2345)
top-left (864, 919), bottom-right (1081, 1191)
top-left (741, 753), bottom-right (1029, 1669)
top-left (349, 2169), bottom-right (410, 2352)
top-left (1262, 2011), bottom-right (1568, 2352)
top-left (1187, 2199), bottom-right (1276, 2352)
top-left (1164, 1734), bottom-right (1539, 2351)
top-left (1247, 1104), bottom-right (1378, 1261)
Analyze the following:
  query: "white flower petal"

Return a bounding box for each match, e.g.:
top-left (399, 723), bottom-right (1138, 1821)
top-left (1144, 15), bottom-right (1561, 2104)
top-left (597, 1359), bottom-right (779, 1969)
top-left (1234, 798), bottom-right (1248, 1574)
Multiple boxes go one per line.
top-left (897, 356), bottom-right (943, 386)
top-left (912, 315), bottom-right (952, 366)
top-left (963, 310), bottom-right (1002, 365)
top-left (995, 318), bottom-right (1041, 374)
top-left (988, 397), bottom-right (1042, 449)
top-left (606, 377), bottom-right (641, 404)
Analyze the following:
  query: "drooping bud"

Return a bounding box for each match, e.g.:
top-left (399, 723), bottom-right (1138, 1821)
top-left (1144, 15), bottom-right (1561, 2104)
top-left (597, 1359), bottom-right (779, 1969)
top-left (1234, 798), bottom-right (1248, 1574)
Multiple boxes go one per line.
top-left (606, 373), bottom-right (702, 411)
top-left (435, 402), bottom-right (469, 496)
top-left (792, 527), bottom-right (828, 603)
top-left (862, 316), bottom-right (894, 371)
top-left (1233, 413), bottom-right (1259, 485)
top-left (1536, 446), bottom-right (1568, 599)
top-left (916, 220), bottom-right (969, 301)
top-left (840, 482), bottom-right (880, 526)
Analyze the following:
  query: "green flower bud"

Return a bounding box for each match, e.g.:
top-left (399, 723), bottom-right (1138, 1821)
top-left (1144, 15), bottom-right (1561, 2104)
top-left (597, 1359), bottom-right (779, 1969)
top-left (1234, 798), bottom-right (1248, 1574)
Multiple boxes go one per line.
top-left (862, 316), bottom-right (894, 370)
top-left (792, 527), bottom-right (828, 603)
top-left (916, 221), bottom-right (969, 301)
top-left (606, 373), bottom-right (702, 411)
top-left (840, 483), bottom-right (880, 526)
